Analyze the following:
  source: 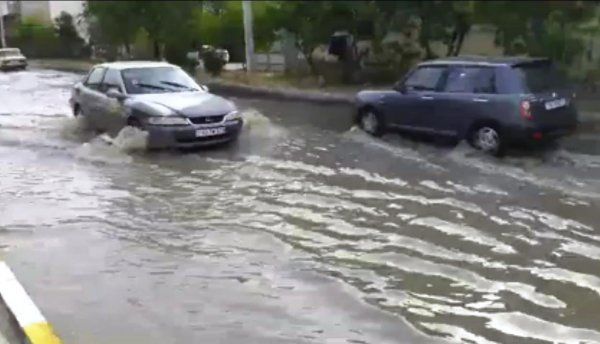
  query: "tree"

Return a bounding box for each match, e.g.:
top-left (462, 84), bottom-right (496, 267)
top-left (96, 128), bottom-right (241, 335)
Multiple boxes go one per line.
top-left (54, 12), bottom-right (86, 57)
top-left (84, 1), bottom-right (141, 56)
top-left (474, 0), bottom-right (597, 64)
top-left (85, 0), bottom-right (202, 62)
top-left (194, 1), bottom-right (283, 63)
top-left (373, 0), bottom-right (475, 59)
top-left (198, 1), bottom-right (245, 61)
top-left (13, 18), bottom-right (59, 58)
top-left (265, 1), bottom-right (369, 75)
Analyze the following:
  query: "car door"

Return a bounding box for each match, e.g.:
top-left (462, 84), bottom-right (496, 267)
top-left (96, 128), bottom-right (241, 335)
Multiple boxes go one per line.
top-left (433, 66), bottom-right (498, 137)
top-left (98, 68), bottom-right (128, 136)
top-left (79, 67), bottom-right (106, 129)
top-left (383, 65), bottom-right (446, 133)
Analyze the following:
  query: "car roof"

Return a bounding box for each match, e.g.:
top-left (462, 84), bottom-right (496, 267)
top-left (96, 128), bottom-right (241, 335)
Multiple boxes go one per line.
top-left (419, 55), bottom-right (551, 67)
top-left (95, 60), bottom-right (177, 70)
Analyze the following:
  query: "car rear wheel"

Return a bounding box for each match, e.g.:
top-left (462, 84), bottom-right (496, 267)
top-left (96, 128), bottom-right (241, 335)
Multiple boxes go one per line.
top-left (470, 125), bottom-right (505, 156)
top-left (74, 105), bottom-right (82, 117)
top-left (359, 109), bottom-right (384, 137)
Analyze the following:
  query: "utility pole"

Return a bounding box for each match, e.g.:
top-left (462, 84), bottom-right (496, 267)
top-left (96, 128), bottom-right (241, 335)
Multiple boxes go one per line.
top-left (242, 0), bottom-right (255, 72)
top-left (0, 0), bottom-right (6, 48)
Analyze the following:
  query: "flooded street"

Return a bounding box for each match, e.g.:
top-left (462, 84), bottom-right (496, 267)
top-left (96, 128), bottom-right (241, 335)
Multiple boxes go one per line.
top-left (1, 69), bottom-right (600, 343)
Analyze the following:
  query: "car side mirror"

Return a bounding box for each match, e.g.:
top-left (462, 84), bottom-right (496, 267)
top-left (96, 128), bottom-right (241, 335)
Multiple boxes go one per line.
top-left (200, 85), bottom-right (209, 92)
top-left (106, 88), bottom-right (126, 100)
top-left (393, 82), bottom-right (406, 93)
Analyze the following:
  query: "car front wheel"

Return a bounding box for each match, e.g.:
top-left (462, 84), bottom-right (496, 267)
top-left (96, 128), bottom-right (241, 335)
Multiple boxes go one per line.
top-left (127, 117), bottom-right (144, 129)
top-left (359, 109), bottom-right (384, 137)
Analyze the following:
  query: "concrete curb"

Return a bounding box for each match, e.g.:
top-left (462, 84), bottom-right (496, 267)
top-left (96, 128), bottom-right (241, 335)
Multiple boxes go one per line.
top-left (0, 262), bottom-right (62, 344)
top-left (205, 81), bottom-right (355, 105)
top-left (28, 59), bottom-right (358, 105)
top-left (27, 61), bottom-right (89, 74)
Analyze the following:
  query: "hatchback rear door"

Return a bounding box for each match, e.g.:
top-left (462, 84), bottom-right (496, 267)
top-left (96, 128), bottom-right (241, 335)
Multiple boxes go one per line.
top-left (433, 65), bottom-right (501, 137)
top-left (511, 61), bottom-right (578, 130)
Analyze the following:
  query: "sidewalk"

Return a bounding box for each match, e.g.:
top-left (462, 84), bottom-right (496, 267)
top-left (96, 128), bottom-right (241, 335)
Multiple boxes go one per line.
top-left (28, 59), bottom-right (363, 105)
top-left (28, 59), bottom-right (95, 74)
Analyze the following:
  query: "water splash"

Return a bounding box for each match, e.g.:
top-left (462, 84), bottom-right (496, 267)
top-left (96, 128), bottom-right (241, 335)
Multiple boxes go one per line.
top-left (111, 126), bottom-right (149, 152)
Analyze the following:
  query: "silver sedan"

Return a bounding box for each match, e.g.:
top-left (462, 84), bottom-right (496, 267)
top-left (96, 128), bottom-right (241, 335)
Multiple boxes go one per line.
top-left (69, 61), bottom-right (243, 148)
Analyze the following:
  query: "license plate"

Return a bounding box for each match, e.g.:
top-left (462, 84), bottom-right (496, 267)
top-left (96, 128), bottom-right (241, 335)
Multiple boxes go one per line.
top-left (545, 98), bottom-right (566, 110)
top-left (195, 127), bottom-right (226, 137)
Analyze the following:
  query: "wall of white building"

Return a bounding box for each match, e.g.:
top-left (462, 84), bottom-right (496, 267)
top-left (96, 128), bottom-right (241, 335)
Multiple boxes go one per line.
top-left (19, 0), bottom-right (87, 41)
top-left (0, 1), bottom-right (8, 16)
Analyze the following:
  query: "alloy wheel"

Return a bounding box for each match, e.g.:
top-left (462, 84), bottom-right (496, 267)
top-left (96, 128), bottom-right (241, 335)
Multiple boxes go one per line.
top-left (475, 126), bottom-right (500, 152)
top-left (361, 111), bottom-right (379, 135)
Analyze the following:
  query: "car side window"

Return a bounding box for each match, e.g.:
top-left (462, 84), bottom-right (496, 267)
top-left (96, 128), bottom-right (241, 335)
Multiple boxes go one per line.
top-left (100, 68), bottom-right (123, 94)
top-left (85, 67), bottom-right (106, 91)
top-left (403, 66), bottom-right (446, 91)
top-left (444, 67), bottom-right (496, 94)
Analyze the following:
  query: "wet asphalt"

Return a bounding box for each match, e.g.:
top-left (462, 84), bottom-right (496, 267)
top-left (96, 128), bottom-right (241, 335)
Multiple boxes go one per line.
top-left (1, 69), bottom-right (600, 344)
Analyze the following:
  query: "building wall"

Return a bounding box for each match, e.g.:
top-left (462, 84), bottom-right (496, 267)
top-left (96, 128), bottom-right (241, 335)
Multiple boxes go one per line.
top-left (17, 0), bottom-right (88, 41)
top-left (0, 1), bottom-right (7, 16)
top-left (19, 0), bottom-right (51, 24)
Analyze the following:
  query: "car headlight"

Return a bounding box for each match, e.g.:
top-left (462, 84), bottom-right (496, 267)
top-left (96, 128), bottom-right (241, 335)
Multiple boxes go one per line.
top-left (224, 110), bottom-right (241, 121)
top-left (147, 116), bottom-right (189, 126)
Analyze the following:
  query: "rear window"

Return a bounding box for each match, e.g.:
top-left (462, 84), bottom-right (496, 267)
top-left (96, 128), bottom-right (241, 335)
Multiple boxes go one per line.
top-left (443, 67), bottom-right (496, 94)
top-left (513, 62), bottom-right (568, 93)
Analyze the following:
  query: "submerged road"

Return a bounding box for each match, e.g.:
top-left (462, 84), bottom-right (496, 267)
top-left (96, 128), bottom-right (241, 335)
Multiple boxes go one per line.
top-left (1, 69), bottom-right (600, 343)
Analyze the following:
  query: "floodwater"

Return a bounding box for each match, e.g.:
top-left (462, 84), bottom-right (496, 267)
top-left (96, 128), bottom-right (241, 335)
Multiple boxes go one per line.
top-left (1, 69), bottom-right (600, 344)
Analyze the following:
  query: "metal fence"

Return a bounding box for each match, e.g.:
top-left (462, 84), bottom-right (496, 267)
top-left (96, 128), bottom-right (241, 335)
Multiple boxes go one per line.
top-left (254, 53), bottom-right (285, 72)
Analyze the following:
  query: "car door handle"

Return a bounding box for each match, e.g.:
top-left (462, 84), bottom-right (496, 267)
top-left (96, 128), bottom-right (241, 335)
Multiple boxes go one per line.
top-left (421, 96), bottom-right (434, 100)
top-left (473, 98), bottom-right (489, 103)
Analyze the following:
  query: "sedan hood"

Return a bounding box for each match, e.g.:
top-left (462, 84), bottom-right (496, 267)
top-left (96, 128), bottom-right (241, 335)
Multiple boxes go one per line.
top-left (134, 92), bottom-right (235, 117)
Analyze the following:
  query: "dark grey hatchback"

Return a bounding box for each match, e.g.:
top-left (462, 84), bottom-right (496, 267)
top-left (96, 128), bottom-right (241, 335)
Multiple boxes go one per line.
top-left (355, 56), bottom-right (578, 155)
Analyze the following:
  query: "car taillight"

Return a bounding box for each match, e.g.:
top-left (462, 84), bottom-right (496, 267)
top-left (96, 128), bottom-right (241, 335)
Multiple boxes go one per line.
top-left (520, 100), bottom-right (533, 120)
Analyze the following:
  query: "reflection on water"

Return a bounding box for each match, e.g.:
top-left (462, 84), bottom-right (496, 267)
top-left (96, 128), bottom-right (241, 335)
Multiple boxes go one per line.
top-left (1, 70), bottom-right (600, 343)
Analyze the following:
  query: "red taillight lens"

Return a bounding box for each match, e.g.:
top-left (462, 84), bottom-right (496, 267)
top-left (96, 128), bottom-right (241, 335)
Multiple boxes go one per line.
top-left (520, 101), bottom-right (533, 120)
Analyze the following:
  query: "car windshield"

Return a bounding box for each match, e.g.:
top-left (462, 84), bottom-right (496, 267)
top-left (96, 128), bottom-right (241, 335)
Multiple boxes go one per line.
top-left (121, 66), bottom-right (200, 94)
top-left (513, 62), bottom-right (568, 93)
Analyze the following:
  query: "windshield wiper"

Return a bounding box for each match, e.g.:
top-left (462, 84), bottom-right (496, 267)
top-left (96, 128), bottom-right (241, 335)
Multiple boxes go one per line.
top-left (160, 80), bottom-right (196, 91)
top-left (135, 83), bottom-right (168, 91)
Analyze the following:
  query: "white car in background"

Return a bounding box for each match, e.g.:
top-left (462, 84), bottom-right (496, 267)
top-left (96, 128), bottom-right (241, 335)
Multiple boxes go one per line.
top-left (0, 48), bottom-right (27, 71)
top-left (201, 45), bottom-right (230, 63)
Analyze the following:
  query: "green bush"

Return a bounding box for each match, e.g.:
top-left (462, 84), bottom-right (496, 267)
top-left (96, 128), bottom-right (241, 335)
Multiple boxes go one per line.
top-left (10, 15), bottom-right (88, 59)
top-left (12, 19), bottom-right (60, 58)
top-left (202, 49), bottom-right (226, 76)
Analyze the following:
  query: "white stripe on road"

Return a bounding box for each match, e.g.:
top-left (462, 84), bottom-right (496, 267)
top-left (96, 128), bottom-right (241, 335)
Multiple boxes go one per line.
top-left (0, 262), bottom-right (61, 344)
top-left (0, 331), bottom-right (9, 344)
